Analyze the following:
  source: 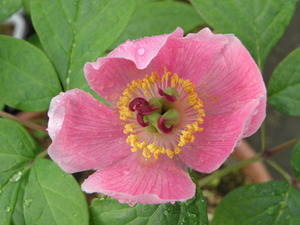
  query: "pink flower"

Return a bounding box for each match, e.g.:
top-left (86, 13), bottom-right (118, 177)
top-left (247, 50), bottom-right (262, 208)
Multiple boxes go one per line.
top-left (47, 28), bottom-right (266, 205)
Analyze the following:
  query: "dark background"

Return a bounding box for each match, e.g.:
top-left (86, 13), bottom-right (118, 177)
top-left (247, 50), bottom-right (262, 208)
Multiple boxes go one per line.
top-left (247, 2), bottom-right (300, 180)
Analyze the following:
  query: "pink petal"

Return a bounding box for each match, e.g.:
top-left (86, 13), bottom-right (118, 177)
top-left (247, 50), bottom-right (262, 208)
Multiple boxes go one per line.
top-left (82, 153), bottom-right (195, 204)
top-left (47, 89), bottom-right (131, 173)
top-left (150, 28), bottom-right (266, 117)
top-left (148, 28), bottom-right (234, 84)
top-left (84, 28), bottom-right (184, 105)
top-left (179, 99), bottom-right (262, 173)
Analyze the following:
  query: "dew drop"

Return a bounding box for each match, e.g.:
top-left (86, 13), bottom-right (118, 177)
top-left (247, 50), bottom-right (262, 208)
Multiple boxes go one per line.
top-left (5, 206), bottom-right (11, 213)
top-left (24, 199), bottom-right (33, 207)
top-left (187, 212), bottom-right (196, 218)
top-left (127, 201), bottom-right (137, 207)
top-left (10, 172), bottom-right (22, 182)
top-left (280, 202), bottom-right (288, 209)
top-left (163, 209), bottom-right (170, 215)
top-left (137, 48), bottom-right (145, 56)
top-left (267, 207), bottom-right (276, 215)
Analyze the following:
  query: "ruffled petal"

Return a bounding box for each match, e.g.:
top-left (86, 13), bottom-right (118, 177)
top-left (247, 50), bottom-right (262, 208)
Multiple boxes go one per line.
top-left (84, 28), bottom-right (184, 105)
top-left (82, 153), bottom-right (195, 204)
top-left (47, 89), bottom-right (131, 173)
top-left (148, 28), bottom-right (234, 84)
top-left (179, 99), bottom-right (262, 173)
top-left (150, 28), bottom-right (266, 117)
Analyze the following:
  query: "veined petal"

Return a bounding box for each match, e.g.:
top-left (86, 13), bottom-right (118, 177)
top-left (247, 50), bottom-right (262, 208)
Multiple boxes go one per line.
top-left (150, 28), bottom-right (266, 117)
top-left (179, 99), bottom-right (262, 173)
top-left (47, 89), bottom-right (131, 173)
top-left (84, 28), bottom-right (184, 106)
top-left (82, 153), bottom-right (195, 204)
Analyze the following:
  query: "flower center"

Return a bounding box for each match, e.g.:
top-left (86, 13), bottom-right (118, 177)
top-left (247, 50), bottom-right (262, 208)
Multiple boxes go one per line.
top-left (117, 69), bottom-right (205, 159)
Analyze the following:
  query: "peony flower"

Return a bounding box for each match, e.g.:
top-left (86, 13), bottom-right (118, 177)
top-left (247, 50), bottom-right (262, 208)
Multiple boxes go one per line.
top-left (47, 28), bottom-right (266, 205)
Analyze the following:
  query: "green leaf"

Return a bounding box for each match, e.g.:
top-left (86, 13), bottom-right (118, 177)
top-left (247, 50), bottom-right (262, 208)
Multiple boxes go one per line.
top-left (12, 172), bottom-right (29, 225)
top-left (111, 1), bottom-right (205, 49)
top-left (31, 0), bottom-right (137, 91)
top-left (0, 35), bottom-right (62, 112)
top-left (0, 118), bottom-right (41, 225)
top-left (0, 102), bottom-right (4, 110)
top-left (24, 158), bottom-right (89, 225)
top-left (268, 48), bottom-right (300, 116)
top-left (190, 0), bottom-right (298, 69)
top-left (27, 33), bottom-right (43, 50)
top-left (23, 0), bottom-right (31, 14)
top-left (0, 0), bottom-right (22, 21)
top-left (0, 118), bottom-right (41, 176)
top-left (291, 141), bottom-right (300, 179)
top-left (90, 188), bottom-right (208, 225)
top-left (212, 181), bottom-right (300, 225)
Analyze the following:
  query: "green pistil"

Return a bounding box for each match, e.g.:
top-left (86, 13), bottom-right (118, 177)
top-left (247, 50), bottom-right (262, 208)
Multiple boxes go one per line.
top-left (164, 87), bottom-right (179, 99)
top-left (144, 112), bottom-right (161, 133)
top-left (148, 97), bottom-right (163, 114)
top-left (144, 95), bottom-right (180, 134)
top-left (162, 109), bottom-right (180, 126)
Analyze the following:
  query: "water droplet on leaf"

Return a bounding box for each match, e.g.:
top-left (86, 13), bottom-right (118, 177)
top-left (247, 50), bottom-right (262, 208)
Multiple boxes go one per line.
top-left (163, 209), bottom-right (170, 215)
top-left (5, 206), bottom-right (11, 213)
top-left (10, 171), bottom-right (22, 182)
top-left (24, 199), bottom-right (33, 207)
top-left (267, 207), bottom-right (276, 215)
top-left (187, 212), bottom-right (197, 218)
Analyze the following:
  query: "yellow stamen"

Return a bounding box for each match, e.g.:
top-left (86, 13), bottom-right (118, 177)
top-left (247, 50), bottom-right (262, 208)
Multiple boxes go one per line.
top-left (118, 69), bottom-right (205, 159)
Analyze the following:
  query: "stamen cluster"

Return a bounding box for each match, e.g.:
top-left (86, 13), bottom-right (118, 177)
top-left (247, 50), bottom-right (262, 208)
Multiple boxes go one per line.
top-left (117, 70), bottom-right (205, 159)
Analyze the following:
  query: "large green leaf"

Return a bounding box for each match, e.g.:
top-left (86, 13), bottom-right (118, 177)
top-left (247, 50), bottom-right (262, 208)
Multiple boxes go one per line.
top-left (0, 35), bottom-right (62, 112)
top-left (268, 48), bottom-right (300, 116)
top-left (91, 188), bottom-right (208, 225)
top-left (31, 0), bottom-right (137, 91)
top-left (0, 0), bottom-right (22, 21)
top-left (111, 1), bottom-right (205, 49)
top-left (291, 141), bottom-right (300, 179)
top-left (190, 0), bottom-right (298, 69)
top-left (0, 118), bottom-right (41, 225)
top-left (24, 158), bottom-right (89, 225)
top-left (212, 181), bottom-right (300, 225)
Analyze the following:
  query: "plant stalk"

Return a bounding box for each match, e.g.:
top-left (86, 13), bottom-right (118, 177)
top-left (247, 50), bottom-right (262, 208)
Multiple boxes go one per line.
top-left (198, 153), bottom-right (262, 187)
top-left (0, 111), bottom-right (47, 133)
top-left (266, 159), bottom-right (293, 182)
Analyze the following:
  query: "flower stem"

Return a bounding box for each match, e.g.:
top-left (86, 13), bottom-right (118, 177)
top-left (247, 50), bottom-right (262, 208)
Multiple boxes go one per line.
top-left (36, 150), bottom-right (48, 158)
top-left (265, 159), bottom-right (293, 182)
top-left (198, 153), bottom-right (262, 187)
top-left (0, 111), bottom-right (47, 133)
top-left (261, 121), bottom-right (267, 151)
top-left (264, 137), bottom-right (300, 156)
top-left (199, 136), bottom-right (300, 187)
